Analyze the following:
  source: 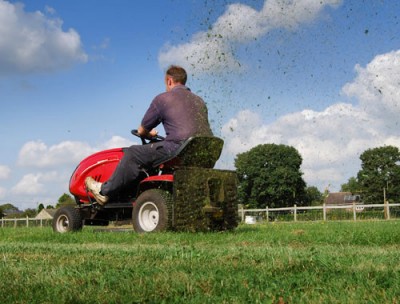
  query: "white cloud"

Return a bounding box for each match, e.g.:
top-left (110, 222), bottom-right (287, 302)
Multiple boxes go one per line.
top-left (17, 140), bottom-right (95, 168)
top-left (342, 50), bottom-right (400, 124)
top-left (159, 0), bottom-right (341, 73)
top-left (16, 136), bottom-right (135, 169)
top-left (0, 165), bottom-right (11, 179)
top-left (0, 0), bottom-right (87, 75)
top-left (221, 49), bottom-right (400, 191)
top-left (99, 136), bottom-right (135, 150)
top-left (11, 171), bottom-right (58, 195)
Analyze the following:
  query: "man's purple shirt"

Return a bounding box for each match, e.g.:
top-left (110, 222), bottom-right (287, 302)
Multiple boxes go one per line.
top-left (141, 85), bottom-right (213, 153)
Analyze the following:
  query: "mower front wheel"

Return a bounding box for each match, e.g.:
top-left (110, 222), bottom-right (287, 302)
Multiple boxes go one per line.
top-left (52, 206), bottom-right (83, 233)
top-left (132, 189), bottom-right (171, 233)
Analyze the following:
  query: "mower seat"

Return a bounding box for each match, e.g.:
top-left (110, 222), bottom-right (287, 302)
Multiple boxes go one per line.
top-left (154, 136), bottom-right (224, 169)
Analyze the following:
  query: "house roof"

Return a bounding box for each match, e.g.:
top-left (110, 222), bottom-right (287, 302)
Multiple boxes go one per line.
top-left (324, 192), bottom-right (361, 205)
top-left (35, 208), bottom-right (58, 219)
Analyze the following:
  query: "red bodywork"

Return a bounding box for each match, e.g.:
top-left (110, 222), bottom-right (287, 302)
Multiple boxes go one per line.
top-left (69, 148), bottom-right (172, 204)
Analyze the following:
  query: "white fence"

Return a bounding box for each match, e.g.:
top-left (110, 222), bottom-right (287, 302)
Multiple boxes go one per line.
top-left (1, 217), bottom-right (52, 228)
top-left (2, 203), bottom-right (400, 228)
top-left (239, 203), bottom-right (400, 223)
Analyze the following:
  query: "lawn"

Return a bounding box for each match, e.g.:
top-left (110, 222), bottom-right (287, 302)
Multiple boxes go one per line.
top-left (0, 221), bottom-right (399, 303)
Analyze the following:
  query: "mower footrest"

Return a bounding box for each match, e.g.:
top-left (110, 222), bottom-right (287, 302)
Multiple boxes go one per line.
top-left (84, 219), bottom-right (109, 226)
top-left (103, 202), bottom-right (133, 209)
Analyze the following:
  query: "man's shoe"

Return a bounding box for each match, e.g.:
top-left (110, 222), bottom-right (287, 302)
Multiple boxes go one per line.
top-left (84, 177), bottom-right (109, 205)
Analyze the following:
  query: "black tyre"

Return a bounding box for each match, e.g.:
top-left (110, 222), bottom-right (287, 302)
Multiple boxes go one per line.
top-left (132, 189), bottom-right (172, 233)
top-left (52, 206), bottom-right (83, 233)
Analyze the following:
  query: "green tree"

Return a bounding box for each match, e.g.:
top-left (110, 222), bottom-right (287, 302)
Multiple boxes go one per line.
top-left (340, 177), bottom-right (361, 193)
top-left (357, 146), bottom-right (400, 204)
top-left (235, 144), bottom-right (306, 208)
top-left (304, 186), bottom-right (323, 206)
top-left (0, 203), bottom-right (19, 212)
top-left (56, 193), bottom-right (75, 208)
top-left (37, 203), bottom-right (45, 213)
top-left (0, 203), bottom-right (20, 218)
top-left (23, 208), bottom-right (37, 218)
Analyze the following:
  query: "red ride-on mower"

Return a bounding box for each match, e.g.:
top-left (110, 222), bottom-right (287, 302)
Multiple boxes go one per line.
top-left (52, 130), bottom-right (238, 233)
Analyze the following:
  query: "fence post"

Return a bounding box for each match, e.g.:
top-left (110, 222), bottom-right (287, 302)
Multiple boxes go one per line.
top-left (353, 202), bottom-right (357, 221)
top-left (26, 216), bottom-right (29, 227)
top-left (323, 203), bottom-right (327, 221)
top-left (294, 204), bottom-right (297, 222)
top-left (266, 207), bottom-right (269, 222)
top-left (384, 200), bottom-right (390, 220)
top-left (240, 205), bottom-right (245, 222)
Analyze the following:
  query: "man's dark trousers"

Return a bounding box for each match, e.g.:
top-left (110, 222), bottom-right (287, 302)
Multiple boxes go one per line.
top-left (101, 141), bottom-right (170, 196)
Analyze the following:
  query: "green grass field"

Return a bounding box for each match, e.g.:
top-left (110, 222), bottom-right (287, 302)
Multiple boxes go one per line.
top-left (1, 221), bottom-right (399, 303)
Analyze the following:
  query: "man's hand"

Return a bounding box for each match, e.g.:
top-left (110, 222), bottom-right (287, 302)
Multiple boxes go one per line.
top-left (148, 128), bottom-right (158, 137)
top-left (138, 125), bottom-right (158, 138)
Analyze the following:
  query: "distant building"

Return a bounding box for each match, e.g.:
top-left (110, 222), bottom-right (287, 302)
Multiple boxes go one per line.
top-left (324, 192), bottom-right (364, 212)
top-left (35, 209), bottom-right (58, 220)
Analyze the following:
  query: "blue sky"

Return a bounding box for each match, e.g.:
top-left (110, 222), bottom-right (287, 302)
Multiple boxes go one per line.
top-left (1, 0), bottom-right (400, 210)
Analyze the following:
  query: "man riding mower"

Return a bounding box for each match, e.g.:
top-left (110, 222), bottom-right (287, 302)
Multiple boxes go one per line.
top-left (52, 65), bottom-right (238, 233)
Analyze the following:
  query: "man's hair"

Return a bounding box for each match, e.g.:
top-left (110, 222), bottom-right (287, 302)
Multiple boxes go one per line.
top-left (166, 65), bottom-right (187, 85)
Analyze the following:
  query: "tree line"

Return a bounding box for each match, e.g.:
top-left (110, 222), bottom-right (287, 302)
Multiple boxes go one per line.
top-left (341, 146), bottom-right (400, 205)
top-left (235, 144), bottom-right (400, 209)
top-left (0, 193), bottom-right (75, 218)
top-left (2, 144), bottom-right (399, 215)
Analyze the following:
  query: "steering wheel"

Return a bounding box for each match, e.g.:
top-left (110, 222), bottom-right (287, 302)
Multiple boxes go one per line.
top-left (131, 129), bottom-right (165, 145)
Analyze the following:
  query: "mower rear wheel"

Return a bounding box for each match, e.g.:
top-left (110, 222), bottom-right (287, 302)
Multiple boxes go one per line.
top-left (132, 189), bottom-right (171, 233)
top-left (52, 206), bottom-right (83, 233)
